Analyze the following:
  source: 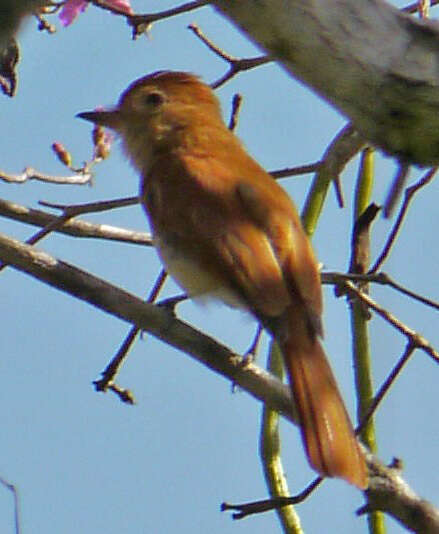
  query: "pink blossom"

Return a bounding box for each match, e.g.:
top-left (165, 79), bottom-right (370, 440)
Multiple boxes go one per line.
top-left (105, 0), bottom-right (133, 15)
top-left (59, 0), bottom-right (133, 27)
top-left (59, 0), bottom-right (88, 27)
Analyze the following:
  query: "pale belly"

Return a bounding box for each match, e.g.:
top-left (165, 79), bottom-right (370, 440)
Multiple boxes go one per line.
top-left (155, 238), bottom-right (246, 309)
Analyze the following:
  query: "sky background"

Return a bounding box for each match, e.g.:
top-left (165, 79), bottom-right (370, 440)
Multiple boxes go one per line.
top-left (1, 1), bottom-right (438, 533)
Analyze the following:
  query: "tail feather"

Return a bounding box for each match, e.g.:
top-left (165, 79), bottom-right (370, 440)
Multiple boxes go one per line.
top-left (279, 309), bottom-right (368, 489)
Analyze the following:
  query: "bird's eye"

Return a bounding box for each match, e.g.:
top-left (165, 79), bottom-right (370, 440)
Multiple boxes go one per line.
top-left (142, 91), bottom-right (165, 107)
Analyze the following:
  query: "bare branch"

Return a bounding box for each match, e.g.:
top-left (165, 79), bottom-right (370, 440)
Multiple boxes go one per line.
top-left (212, 0), bottom-right (439, 165)
top-left (1, 233), bottom-right (439, 532)
top-left (123, 1), bottom-right (210, 39)
top-left (222, 477), bottom-right (322, 520)
top-left (34, 10), bottom-right (56, 33)
top-left (92, 0), bottom-right (209, 21)
top-left (38, 196), bottom-right (139, 216)
top-left (342, 280), bottom-right (439, 363)
top-left (9, 196), bottom-right (143, 270)
top-left (362, 453), bottom-right (439, 533)
top-left (0, 230), bottom-right (295, 421)
top-left (356, 342), bottom-right (415, 437)
top-left (0, 197), bottom-right (151, 246)
top-left (369, 166), bottom-right (438, 273)
top-left (188, 22), bottom-right (270, 88)
top-left (270, 162), bottom-right (322, 179)
top-left (323, 271), bottom-right (439, 312)
top-left (94, 268), bottom-right (168, 401)
top-left (0, 166), bottom-right (92, 185)
top-left (0, 475), bottom-right (20, 534)
top-left (374, 272), bottom-right (439, 311)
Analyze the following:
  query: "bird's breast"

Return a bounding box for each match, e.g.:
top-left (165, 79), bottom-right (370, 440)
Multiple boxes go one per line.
top-left (154, 236), bottom-right (246, 309)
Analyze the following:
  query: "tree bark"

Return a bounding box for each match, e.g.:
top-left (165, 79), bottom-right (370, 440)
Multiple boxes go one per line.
top-left (213, 0), bottom-right (439, 166)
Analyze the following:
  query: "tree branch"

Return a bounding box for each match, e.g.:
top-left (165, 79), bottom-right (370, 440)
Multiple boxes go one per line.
top-left (213, 0), bottom-right (439, 165)
top-left (363, 454), bottom-right (439, 533)
top-left (1, 232), bottom-right (439, 532)
top-left (0, 230), bottom-right (294, 420)
top-left (0, 198), bottom-right (152, 246)
top-left (0, 166), bottom-right (92, 185)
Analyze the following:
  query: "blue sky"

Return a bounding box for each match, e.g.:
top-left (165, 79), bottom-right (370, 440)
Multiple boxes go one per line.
top-left (1, 1), bottom-right (438, 533)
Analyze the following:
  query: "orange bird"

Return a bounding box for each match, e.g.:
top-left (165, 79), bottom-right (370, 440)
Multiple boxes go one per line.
top-left (78, 71), bottom-right (368, 489)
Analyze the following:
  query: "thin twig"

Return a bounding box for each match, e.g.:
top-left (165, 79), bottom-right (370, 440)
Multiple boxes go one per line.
top-left (221, 477), bottom-right (322, 520)
top-left (34, 11), bottom-right (56, 33)
top-left (0, 196), bottom-right (142, 272)
top-left (0, 166), bottom-right (92, 185)
top-left (122, 1), bottom-right (211, 38)
top-left (270, 162), bottom-right (322, 179)
top-left (375, 272), bottom-right (439, 311)
top-left (39, 196), bottom-right (139, 215)
top-left (356, 342), bottom-right (416, 436)
top-left (402, 0), bottom-right (439, 12)
top-left (342, 280), bottom-right (439, 363)
top-left (244, 324), bottom-right (263, 357)
top-left (0, 476), bottom-right (20, 534)
top-left (369, 166), bottom-right (438, 273)
top-left (92, 0), bottom-right (209, 18)
top-left (323, 271), bottom-right (439, 312)
top-left (0, 198), bottom-right (151, 247)
top-left (188, 23), bottom-right (271, 88)
top-left (94, 269), bottom-right (168, 402)
top-left (0, 212), bottom-right (71, 272)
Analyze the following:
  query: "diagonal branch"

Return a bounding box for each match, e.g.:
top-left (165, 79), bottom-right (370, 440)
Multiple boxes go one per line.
top-left (1, 232), bottom-right (439, 532)
top-left (188, 22), bottom-right (270, 88)
top-left (342, 280), bottom-right (439, 363)
top-left (0, 230), bottom-right (294, 421)
top-left (212, 0), bottom-right (439, 165)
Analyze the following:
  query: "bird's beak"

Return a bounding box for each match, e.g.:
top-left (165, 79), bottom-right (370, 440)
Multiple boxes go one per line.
top-left (76, 109), bottom-right (121, 129)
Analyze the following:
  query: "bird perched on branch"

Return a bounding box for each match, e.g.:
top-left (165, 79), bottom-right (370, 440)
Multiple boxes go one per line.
top-left (78, 70), bottom-right (368, 489)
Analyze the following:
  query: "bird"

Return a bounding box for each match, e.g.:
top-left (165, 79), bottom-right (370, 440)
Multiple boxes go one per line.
top-left (77, 70), bottom-right (368, 489)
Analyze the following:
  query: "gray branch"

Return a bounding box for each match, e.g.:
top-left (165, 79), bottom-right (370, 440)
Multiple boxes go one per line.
top-left (1, 231), bottom-right (439, 532)
top-left (0, 230), bottom-right (294, 420)
top-left (213, 0), bottom-right (439, 166)
top-left (0, 198), bottom-right (153, 246)
top-left (0, 167), bottom-right (92, 185)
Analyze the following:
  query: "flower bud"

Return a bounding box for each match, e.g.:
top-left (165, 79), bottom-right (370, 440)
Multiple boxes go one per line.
top-left (52, 142), bottom-right (72, 167)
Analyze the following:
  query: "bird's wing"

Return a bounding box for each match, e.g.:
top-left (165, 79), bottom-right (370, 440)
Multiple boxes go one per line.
top-left (145, 150), bottom-right (320, 321)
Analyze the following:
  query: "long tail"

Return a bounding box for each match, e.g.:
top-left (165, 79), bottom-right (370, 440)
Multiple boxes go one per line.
top-left (278, 307), bottom-right (368, 489)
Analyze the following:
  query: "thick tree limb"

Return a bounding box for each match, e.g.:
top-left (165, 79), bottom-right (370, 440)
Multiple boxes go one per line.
top-left (364, 453), bottom-right (439, 533)
top-left (213, 0), bottom-right (439, 166)
top-left (0, 230), bottom-right (294, 420)
top-left (1, 232), bottom-right (439, 531)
